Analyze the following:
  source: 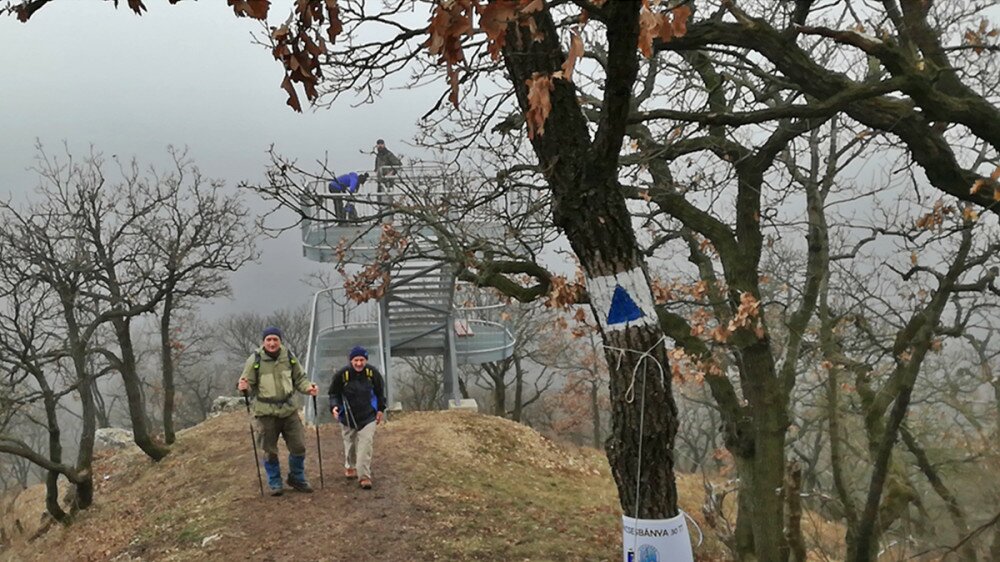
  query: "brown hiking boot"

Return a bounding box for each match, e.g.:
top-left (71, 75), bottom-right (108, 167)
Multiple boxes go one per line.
top-left (359, 477), bottom-right (372, 490)
top-left (344, 468), bottom-right (357, 479)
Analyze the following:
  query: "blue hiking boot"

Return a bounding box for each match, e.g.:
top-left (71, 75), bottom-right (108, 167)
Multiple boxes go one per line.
top-left (286, 454), bottom-right (314, 493)
top-left (263, 458), bottom-right (284, 496)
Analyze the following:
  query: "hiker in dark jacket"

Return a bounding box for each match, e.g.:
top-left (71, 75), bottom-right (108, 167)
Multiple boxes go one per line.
top-left (374, 139), bottom-right (402, 175)
top-left (237, 326), bottom-right (319, 496)
top-left (328, 345), bottom-right (386, 489)
top-left (374, 139), bottom-right (402, 192)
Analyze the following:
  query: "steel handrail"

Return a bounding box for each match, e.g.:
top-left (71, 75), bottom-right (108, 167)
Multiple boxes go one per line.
top-left (453, 319), bottom-right (517, 355)
top-left (453, 303), bottom-right (506, 312)
top-left (303, 287), bottom-right (332, 423)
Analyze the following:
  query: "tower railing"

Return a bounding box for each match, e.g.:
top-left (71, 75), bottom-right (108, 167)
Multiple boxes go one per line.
top-left (303, 286), bottom-right (381, 423)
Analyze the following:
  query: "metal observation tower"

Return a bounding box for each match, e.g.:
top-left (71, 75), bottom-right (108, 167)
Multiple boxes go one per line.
top-left (300, 164), bottom-right (516, 418)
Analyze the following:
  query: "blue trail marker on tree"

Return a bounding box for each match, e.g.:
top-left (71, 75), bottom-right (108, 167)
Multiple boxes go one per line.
top-left (607, 284), bottom-right (646, 326)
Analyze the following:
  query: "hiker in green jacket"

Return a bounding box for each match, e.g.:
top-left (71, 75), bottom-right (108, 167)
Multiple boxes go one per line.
top-left (237, 326), bottom-right (319, 496)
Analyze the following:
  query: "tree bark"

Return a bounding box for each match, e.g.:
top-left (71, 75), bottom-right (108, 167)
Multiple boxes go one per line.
top-left (739, 342), bottom-right (790, 562)
top-left (785, 462), bottom-right (807, 562)
top-left (161, 292), bottom-right (177, 445)
top-left (73, 367), bottom-right (96, 510)
top-left (66, 310), bottom-right (96, 510)
top-left (483, 360), bottom-right (508, 417)
top-left (42, 391), bottom-right (68, 523)
top-left (113, 317), bottom-right (169, 461)
top-left (512, 355), bottom-right (524, 423)
top-left (502, 0), bottom-right (680, 519)
top-left (44, 470), bottom-right (67, 524)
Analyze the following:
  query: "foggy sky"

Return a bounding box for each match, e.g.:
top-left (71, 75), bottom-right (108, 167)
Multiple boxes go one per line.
top-left (0, 2), bottom-right (424, 320)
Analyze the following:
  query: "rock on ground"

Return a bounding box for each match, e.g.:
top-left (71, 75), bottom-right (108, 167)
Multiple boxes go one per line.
top-left (95, 428), bottom-right (135, 452)
top-left (211, 396), bottom-right (246, 416)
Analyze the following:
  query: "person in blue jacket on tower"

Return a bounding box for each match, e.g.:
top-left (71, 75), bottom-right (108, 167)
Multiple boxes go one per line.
top-left (328, 172), bottom-right (369, 220)
top-left (328, 345), bottom-right (386, 489)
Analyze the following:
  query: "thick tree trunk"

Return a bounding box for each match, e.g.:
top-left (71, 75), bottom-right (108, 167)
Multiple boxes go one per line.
top-left (113, 317), bottom-right (170, 461)
top-left (44, 470), bottom-right (67, 524)
top-left (512, 355), bottom-right (524, 423)
top-left (492, 375), bottom-right (505, 417)
top-left (73, 367), bottom-right (96, 510)
top-left (485, 362), bottom-right (507, 417)
top-left (785, 462), bottom-right (807, 562)
top-left (733, 458), bottom-right (756, 560)
top-left (741, 342), bottom-right (790, 562)
top-left (604, 323), bottom-right (680, 517)
top-left (63, 300), bottom-right (96, 510)
top-left (42, 392), bottom-right (68, 523)
top-left (501, 0), bottom-right (680, 519)
top-left (161, 294), bottom-right (177, 445)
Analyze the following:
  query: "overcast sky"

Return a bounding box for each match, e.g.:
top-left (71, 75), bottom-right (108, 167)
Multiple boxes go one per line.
top-left (0, 2), bottom-right (427, 319)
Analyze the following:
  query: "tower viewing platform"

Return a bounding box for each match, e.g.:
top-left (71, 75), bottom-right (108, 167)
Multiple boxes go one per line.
top-left (299, 164), bottom-right (516, 417)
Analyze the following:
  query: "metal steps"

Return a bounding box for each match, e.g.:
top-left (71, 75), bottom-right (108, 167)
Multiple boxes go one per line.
top-left (300, 165), bottom-right (517, 414)
top-left (385, 261), bottom-right (453, 356)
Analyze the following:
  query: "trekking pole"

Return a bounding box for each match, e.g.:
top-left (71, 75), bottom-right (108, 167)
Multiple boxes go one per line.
top-left (342, 395), bottom-right (359, 430)
top-left (312, 394), bottom-right (325, 489)
top-left (242, 390), bottom-right (265, 497)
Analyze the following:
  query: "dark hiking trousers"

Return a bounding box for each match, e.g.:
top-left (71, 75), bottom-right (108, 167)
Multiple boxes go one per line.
top-left (257, 412), bottom-right (306, 462)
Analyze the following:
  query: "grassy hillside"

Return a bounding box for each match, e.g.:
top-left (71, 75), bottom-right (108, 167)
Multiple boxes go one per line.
top-left (1, 410), bottom-right (745, 561)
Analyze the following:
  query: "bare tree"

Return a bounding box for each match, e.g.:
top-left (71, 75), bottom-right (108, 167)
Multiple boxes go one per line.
top-left (139, 147), bottom-right (259, 444)
top-left (397, 356), bottom-right (446, 411)
top-left (0, 255), bottom-right (94, 521)
top-left (0, 145), bottom-right (259, 472)
top-left (462, 299), bottom-right (559, 422)
top-left (211, 306), bottom-right (311, 364)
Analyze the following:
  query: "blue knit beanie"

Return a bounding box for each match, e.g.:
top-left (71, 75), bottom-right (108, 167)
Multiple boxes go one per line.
top-left (261, 326), bottom-right (284, 341)
top-left (349, 345), bottom-right (368, 360)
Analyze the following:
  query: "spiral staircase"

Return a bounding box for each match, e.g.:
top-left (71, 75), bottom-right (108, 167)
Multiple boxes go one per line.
top-left (299, 164), bottom-right (516, 419)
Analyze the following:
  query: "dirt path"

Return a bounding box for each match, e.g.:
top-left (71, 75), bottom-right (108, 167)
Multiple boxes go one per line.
top-left (207, 418), bottom-right (437, 561)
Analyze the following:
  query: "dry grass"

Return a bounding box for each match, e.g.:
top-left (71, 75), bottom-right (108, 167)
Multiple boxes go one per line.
top-left (0, 410), bottom-right (835, 561)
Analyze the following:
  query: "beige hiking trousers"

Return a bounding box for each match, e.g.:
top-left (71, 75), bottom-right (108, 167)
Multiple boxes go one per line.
top-left (341, 421), bottom-right (377, 479)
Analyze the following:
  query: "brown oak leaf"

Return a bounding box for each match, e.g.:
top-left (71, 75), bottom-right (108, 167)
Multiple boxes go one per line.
top-left (525, 72), bottom-right (555, 139)
top-left (561, 31), bottom-right (584, 82)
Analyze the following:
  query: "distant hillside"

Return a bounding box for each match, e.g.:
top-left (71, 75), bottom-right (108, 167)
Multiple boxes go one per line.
top-left (0, 410), bottom-right (743, 561)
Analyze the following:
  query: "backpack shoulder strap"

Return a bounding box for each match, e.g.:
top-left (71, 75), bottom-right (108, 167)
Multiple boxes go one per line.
top-left (344, 366), bottom-right (374, 383)
top-left (254, 350), bottom-right (297, 377)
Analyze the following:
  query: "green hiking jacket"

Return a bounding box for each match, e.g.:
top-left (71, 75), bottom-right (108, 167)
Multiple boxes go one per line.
top-left (240, 345), bottom-right (310, 417)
